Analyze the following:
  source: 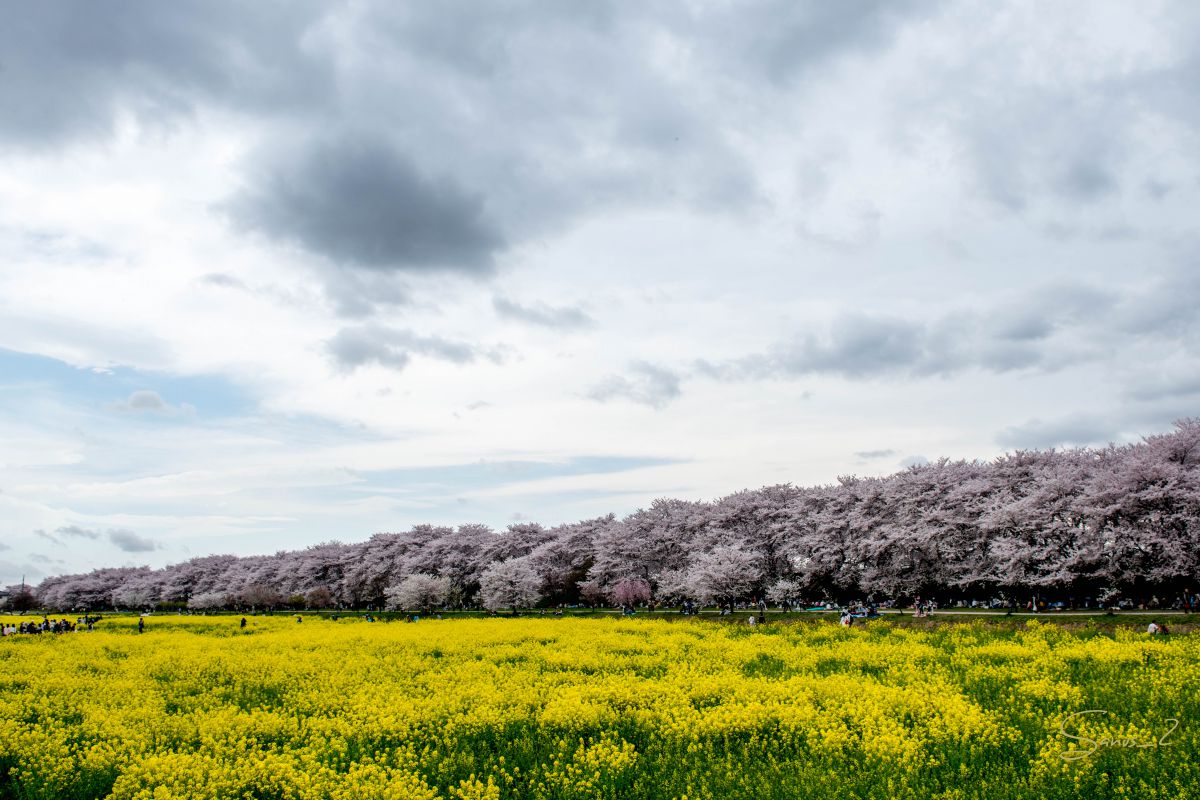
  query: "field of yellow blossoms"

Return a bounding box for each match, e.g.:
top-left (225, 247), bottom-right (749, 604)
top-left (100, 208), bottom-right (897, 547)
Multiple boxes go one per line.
top-left (0, 614), bottom-right (1194, 800)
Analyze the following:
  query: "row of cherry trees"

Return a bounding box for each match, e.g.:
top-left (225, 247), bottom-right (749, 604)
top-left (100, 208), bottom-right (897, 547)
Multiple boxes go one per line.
top-left (19, 420), bottom-right (1200, 612)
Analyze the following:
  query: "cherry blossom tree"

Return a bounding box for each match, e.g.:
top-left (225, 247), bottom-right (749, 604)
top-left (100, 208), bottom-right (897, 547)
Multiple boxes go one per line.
top-left (305, 586), bottom-right (336, 609)
top-left (384, 573), bottom-right (451, 613)
top-left (478, 556), bottom-right (542, 613)
top-left (765, 578), bottom-right (802, 608)
top-left (239, 583), bottom-right (283, 610)
top-left (3, 584), bottom-right (36, 611)
top-left (683, 546), bottom-right (761, 606)
top-left (608, 577), bottom-right (651, 608)
top-left (187, 591), bottom-right (228, 610)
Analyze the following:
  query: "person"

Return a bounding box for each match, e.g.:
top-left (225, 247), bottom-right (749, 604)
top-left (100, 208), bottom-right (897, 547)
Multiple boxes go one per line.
top-left (138, 617), bottom-right (145, 633)
top-left (1160, 622), bottom-right (1171, 635)
top-left (296, 615), bottom-right (302, 623)
top-left (840, 609), bottom-right (853, 627)
top-left (240, 617), bottom-right (247, 629)
top-left (1148, 620), bottom-right (1160, 635)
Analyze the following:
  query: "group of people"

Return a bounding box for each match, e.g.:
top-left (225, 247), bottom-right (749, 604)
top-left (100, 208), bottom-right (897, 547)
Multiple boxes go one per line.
top-left (1, 616), bottom-right (98, 636)
top-left (1147, 620), bottom-right (1172, 635)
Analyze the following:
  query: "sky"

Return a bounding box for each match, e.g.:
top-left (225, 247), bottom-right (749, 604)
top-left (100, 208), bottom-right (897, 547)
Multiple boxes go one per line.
top-left (2, 1), bottom-right (1199, 585)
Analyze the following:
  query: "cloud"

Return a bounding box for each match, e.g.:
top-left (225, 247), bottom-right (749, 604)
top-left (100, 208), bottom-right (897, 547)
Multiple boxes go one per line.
top-left (108, 390), bottom-right (193, 415)
top-left (108, 529), bottom-right (160, 553)
top-left (697, 314), bottom-right (972, 380)
top-left (0, 561), bottom-right (44, 582)
top-left (33, 525), bottom-right (160, 553)
top-left (776, 316), bottom-right (938, 378)
top-left (123, 390), bottom-right (166, 411)
top-left (34, 529), bottom-right (61, 545)
top-left (855, 449), bottom-right (896, 460)
top-left (996, 415), bottom-right (1120, 450)
top-left (985, 283), bottom-right (1114, 343)
top-left (587, 361), bottom-right (682, 409)
top-left (326, 325), bottom-right (500, 372)
top-left (1116, 269), bottom-right (1200, 343)
top-left (493, 297), bottom-right (595, 330)
top-left (1055, 160), bottom-right (1117, 202)
top-left (1124, 372), bottom-right (1200, 403)
top-left (899, 455), bottom-right (929, 468)
top-left (693, 280), bottom-right (1171, 384)
top-left (694, 0), bottom-right (935, 86)
top-left (199, 273), bottom-right (248, 290)
top-left (0, 2), bottom-right (331, 147)
top-left (56, 525), bottom-right (101, 540)
top-left (322, 272), bottom-right (410, 318)
top-left (228, 134), bottom-right (504, 275)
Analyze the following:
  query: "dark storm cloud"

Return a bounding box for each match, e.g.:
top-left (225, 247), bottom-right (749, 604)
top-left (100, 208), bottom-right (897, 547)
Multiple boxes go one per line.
top-left (326, 325), bottom-right (499, 372)
top-left (228, 135), bottom-right (504, 274)
top-left (0, 1), bottom-right (330, 146)
top-left (587, 362), bottom-right (682, 409)
top-left (1, 1), bottom-right (940, 292)
top-left (108, 529), bottom-right (160, 553)
top-left (493, 297), bottom-right (595, 330)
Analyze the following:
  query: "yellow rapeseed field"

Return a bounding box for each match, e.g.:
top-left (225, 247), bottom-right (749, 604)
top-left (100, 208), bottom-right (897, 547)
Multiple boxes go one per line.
top-left (0, 615), bottom-right (1194, 799)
